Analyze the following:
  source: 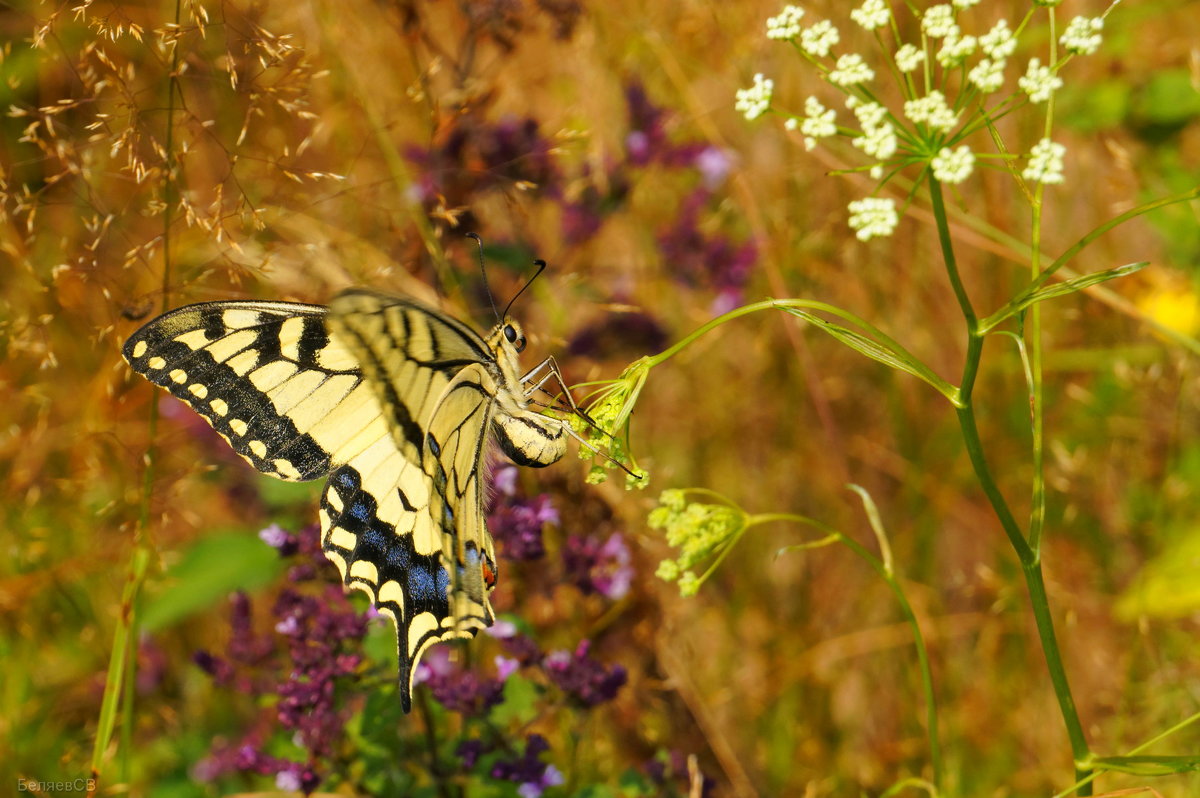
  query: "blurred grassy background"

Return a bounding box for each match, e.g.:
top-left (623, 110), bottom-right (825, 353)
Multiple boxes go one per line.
top-left (2, 0), bottom-right (1199, 795)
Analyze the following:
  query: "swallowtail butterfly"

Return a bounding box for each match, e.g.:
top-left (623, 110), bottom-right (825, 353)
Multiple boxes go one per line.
top-left (123, 287), bottom-right (571, 711)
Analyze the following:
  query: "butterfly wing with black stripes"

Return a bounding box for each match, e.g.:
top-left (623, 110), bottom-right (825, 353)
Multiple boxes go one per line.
top-left (122, 291), bottom-right (569, 712)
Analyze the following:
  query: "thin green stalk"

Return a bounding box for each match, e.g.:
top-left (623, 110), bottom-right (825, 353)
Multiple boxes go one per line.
top-left (834, 530), bottom-right (942, 786)
top-left (931, 172), bottom-right (1092, 794)
top-left (647, 299), bottom-right (781, 365)
top-left (92, 2), bottom-right (182, 788)
top-left (1024, 561), bottom-right (1091, 786)
top-left (769, 512), bottom-right (942, 786)
top-left (1026, 186), bottom-right (1200, 297)
top-left (953, 404), bottom-right (1033, 561)
top-left (928, 179), bottom-right (976, 333)
top-left (1028, 164), bottom-right (1047, 554)
top-left (641, 298), bottom-right (958, 403)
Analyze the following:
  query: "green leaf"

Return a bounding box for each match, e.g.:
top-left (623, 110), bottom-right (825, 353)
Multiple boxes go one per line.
top-left (489, 674), bottom-right (539, 726)
top-left (979, 262), bottom-right (1148, 334)
top-left (780, 307), bottom-right (960, 405)
top-left (140, 529), bottom-right (284, 631)
top-left (1134, 69), bottom-right (1200, 128)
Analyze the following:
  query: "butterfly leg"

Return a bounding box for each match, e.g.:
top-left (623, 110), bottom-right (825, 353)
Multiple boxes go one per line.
top-left (520, 355), bottom-right (604, 427)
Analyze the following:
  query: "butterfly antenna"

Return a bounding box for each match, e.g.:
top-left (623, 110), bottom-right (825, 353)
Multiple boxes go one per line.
top-left (467, 232), bottom-right (502, 324)
top-left (502, 259), bottom-right (547, 319)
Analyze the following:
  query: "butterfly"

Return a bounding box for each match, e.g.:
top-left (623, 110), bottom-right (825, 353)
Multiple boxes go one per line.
top-left (122, 275), bottom-right (579, 711)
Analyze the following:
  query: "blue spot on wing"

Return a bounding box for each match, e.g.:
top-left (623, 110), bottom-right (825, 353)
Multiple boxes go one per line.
top-left (349, 497), bottom-right (371, 522)
top-left (407, 565), bottom-right (438, 601)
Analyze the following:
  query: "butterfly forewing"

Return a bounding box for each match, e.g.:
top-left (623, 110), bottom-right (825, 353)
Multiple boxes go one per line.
top-left (122, 301), bottom-right (366, 482)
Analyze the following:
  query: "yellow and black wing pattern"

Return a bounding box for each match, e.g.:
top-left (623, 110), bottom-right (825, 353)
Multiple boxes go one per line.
top-left (122, 290), bottom-right (568, 712)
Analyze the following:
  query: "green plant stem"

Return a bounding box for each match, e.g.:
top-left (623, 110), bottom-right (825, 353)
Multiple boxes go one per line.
top-left (766, 512), bottom-right (942, 787)
top-left (930, 178), bottom-right (1092, 794)
top-left (1024, 561), bottom-right (1091, 784)
top-left (639, 298), bottom-right (958, 403)
top-left (91, 4), bottom-right (182, 789)
top-left (1028, 182), bottom-right (1047, 554)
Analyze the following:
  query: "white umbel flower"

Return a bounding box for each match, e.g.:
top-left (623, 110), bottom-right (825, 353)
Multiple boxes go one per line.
top-left (931, 145), bottom-right (975, 183)
top-left (800, 96), bottom-right (837, 151)
top-left (1018, 58), bottom-right (1062, 103)
top-left (800, 20), bottom-right (841, 57)
top-left (952, 0), bottom-right (980, 7)
top-left (1060, 16), bottom-right (1104, 55)
top-left (895, 43), bottom-right (926, 72)
top-left (903, 91), bottom-right (958, 133)
top-left (854, 122), bottom-right (897, 160)
top-left (766, 5), bottom-right (805, 41)
top-left (1023, 138), bottom-right (1067, 185)
top-left (968, 57), bottom-right (1005, 93)
top-left (829, 53), bottom-right (875, 85)
top-left (848, 197), bottom-right (899, 240)
top-left (980, 19), bottom-right (1016, 59)
top-left (850, 0), bottom-right (890, 30)
top-left (921, 5), bottom-right (959, 39)
top-left (937, 33), bottom-right (977, 67)
top-left (735, 73), bottom-right (774, 120)
top-left (847, 97), bottom-right (887, 129)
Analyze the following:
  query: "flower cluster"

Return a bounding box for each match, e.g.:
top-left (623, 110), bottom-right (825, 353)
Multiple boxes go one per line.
top-left (650, 490), bottom-right (748, 596)
top-left (460, 734), bottom-right (565, 798)
top-left (542, 640), bottom-right (629, 707)
top-left (193, 524), bottom-right (368, 794)
top-left (413, 646), bottom-right (509, 716)
top-left (562, 531), bottom-right (634, 599)
top-left (489, 488), bottom-right (560, 561)
top-left (737, 1), bottom-right (1121, 239)
top-left (559, 82), bottom-right (756, 311)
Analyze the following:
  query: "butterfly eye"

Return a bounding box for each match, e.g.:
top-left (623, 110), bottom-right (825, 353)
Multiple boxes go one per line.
top-left (504, 324), bottom-right (526, 352)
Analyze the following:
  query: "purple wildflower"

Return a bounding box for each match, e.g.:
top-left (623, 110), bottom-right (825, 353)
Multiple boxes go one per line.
top-left (491, 734), bottom-right (562, 797)
top-left (258, 523), bottom-right (298, 556)
top-left (562, 532), bottom-right (634, 599)
top-left (499, 631), bottom-right (543, 665)
top-left (193, 524), bottom-right (369, 793)
top-left (542, 640), bottom-right (626, 707)
top-left (491, 463), bottom-right (519, 497)
top-left (495, 655), bottom-right (521, 681)
top-left (404, 114), bottom-right (561, 220)
top-left (566, 311), bottom-right (668, 360)
top-left (694, 145), bottom-right (733, 189)
top-left (488, 493), bottom-right (559, 561)
top-left (484, 617), bottom-right (518, 639)
top-left (136, 635), bottom-right (167, 694)
top-left (457, 739), bottom-right (489, 769)
top-left (416, 646), bottom-right (509, 716)
top-left (557, 170), bottom-right (631, 246)
top-left (657, 187), bottom-right (757, 308)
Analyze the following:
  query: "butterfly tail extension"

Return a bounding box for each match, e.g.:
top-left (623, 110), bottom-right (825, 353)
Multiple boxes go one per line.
top-left (320, 460), bottom-right (465, 713)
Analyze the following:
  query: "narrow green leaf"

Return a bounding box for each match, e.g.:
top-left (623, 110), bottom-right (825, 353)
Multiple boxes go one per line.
top-left (980, 261), bottom-right (1148, 333)
top-left (1091, 754), bottom-right (1200, 776)
top-left (780, 307), bottom-right (960, 404)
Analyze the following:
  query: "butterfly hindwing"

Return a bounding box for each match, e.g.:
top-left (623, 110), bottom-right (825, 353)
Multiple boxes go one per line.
top-left (321, 292), bottom-right (503, 711)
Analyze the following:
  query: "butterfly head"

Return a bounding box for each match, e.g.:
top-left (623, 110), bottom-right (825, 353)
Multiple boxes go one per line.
top-left (487, 318), bottom-right (527, 358)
